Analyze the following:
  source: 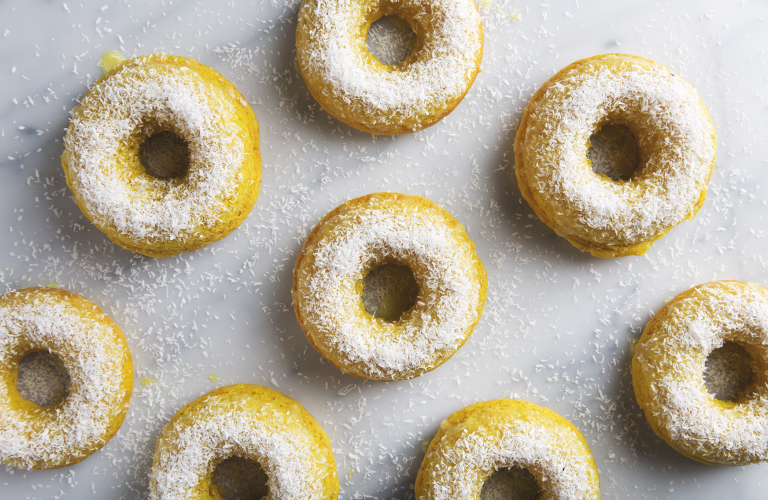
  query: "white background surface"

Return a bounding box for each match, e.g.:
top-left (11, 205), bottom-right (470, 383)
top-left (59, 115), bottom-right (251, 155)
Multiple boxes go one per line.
top-left (2, 0), bottom-right (768, 498)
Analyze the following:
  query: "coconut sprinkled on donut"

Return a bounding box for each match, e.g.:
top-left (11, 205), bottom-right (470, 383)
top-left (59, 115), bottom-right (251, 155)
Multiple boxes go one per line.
top-left (419, 401), bottom-right (599, 499)
top-left (0, 290), bottom-right (129, 469)
top-left (63, 55), bottom-right (245, 242)
top-left (294, 195), bottom-right (484, 380)
top-left (518, 54), bottom-right (716, 248)
top-left (150, 392), bottom-right (327, 500)
top-left (428, 422), bottom-right (597, 498)
top-left (297, 0), bottom-right (483, 131)
top-left (633, 281), bottom-right (768, 465)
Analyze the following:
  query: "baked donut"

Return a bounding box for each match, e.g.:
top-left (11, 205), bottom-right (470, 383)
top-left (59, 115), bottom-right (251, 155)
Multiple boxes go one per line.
top-left (0, 287), bottom-right (133, 470)
top-left (292, 193), bottom-right (487, 381)
top-left (415, 399), bottom-right (600, 499)
top-left (632, 280), bottom-right (768, 466)
top-left (62, 54), bottom-right (261, 258)
top-left (149, 384), bottom-right (338, 499)
top-left (514, 53), bottom-right (716, 258)
top-left (296, 0), bottom-right (483, 134)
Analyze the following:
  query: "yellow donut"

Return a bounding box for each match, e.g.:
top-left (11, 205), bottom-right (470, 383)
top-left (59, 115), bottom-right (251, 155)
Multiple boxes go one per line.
top-left (514, 54), bottom-right (716, 258)
top-left (149, 384), bottom-right (338, 499)
top-left (292, 193), bottom-right (487, 381)
top-left (62, 54), bottom-right (262, 258)
top-left (0, 287), bottom-right (133, 470)
top-left (415, 399), bottom-right (600, 499)
top-left (632, 280), bottom-right (768, 466)
top-left (296, 0), bottom-right (483, 134)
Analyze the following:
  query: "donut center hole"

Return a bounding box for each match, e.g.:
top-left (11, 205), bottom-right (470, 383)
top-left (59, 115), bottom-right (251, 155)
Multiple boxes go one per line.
top-left (16, 351), bottom-right (71, 407)
top-left (366, 15), bottom-right (417, 66)
top-left (481, 466), bottom-right (541, 500)
top-left (140, 131), bottom-right (191, 180)
top-left (212, 456), bottom-right (269, 500)
top-left (704, 342), bottom-right (757, 402)
top-left (362, 263), bottom-right (419, 322)
top-left (587, 124), bottom-right (639, 181)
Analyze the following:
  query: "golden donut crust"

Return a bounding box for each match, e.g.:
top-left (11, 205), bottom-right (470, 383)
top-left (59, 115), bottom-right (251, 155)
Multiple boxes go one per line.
top-left (149, 384), bottom-right (338, 499)
top-left (0, 287), bottom-right (133, 470)
top-left (415, 399), bottom-right (600, 499)
top-left (296, 0), bottom-right (483, 134)
top-left (632, 280), bottom-right (768, 466)
top-left (62, 54), bottom-right (261, 258)
top-left (514, 53), bottom-right (716, 258)
top-left (292, 193), bottom-right (487, 381)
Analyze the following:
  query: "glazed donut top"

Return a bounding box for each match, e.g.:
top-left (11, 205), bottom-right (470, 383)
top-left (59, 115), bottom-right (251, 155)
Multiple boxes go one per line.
top-left (296, 194), bottom-right (483, 379)
top-left (63, 55), bottom-right (248, 244)
top-left (635, 281), bottom-right (768, 462)
top-left (298, 0), bottom-right (483, 130)
top-left (0, 289), bottom-right (127, 468)
top-left (520, 54), bottom-right (716, 245)
top-left (151, 389), bottom-right (329, 499)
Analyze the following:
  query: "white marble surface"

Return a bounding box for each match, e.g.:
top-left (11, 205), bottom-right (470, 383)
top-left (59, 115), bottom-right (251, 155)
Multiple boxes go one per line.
top-left (1, 0), bottom-right (768, 498)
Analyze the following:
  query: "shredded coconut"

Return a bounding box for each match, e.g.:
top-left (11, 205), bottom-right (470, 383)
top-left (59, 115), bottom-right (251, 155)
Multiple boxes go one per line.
top-left (421, 403), bottom-right (599, 499)
top-left (634, 281), bottom-right (768, 464)
top-left (297, 0), bottom-right (483, 130)
top-left (294, 195), bottom-right (484, 380)
top-left (518, 55), bottom-right (716, 246)
top-left (63, 55), bottom-right (246, 242)
top-left (0, 289), bottom-right (130, 469)
top-left (150, 390), bottom-right (331, 500)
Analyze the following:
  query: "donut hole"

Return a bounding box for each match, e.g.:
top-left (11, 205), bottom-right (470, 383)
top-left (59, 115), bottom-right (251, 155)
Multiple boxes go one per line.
top-left (481, 466), bottom-right (541, 500)
top-left (212, 456), bottom-right (269, 500)
top-left (16, 350), bottom-right (71, 407)
top-left (366, 14), bottom-right (417, 66)
top-left (140, 130), bottom-right (191, 180)
top-left (362, 262), bottom-right (420, 322)
top-left (704, 342), bottom-right (759, 402)
top-left (587, 123), bottom-right (640, 182)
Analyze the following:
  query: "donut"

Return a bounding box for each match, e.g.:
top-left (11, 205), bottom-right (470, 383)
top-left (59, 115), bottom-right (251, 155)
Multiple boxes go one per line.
top-left (61, 54), bottom-right (261, 258)
top-left (296, 0), bottom-right (483, 134)
top-left (0, 287), bottom-right (133, 470)
top-left (292, 193), bottom-right (487, 381)
top-left (514, 53), bottom-right (716, 258)
top-left (415, 399), bottom-right (600, 499)
top-left (149, 384), bottom-right (338, 499)
top-left (632, 280), bottom-right (768, 466)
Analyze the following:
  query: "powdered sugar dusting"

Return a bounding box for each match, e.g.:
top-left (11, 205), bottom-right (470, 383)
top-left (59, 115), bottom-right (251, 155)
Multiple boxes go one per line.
top-left (63, 55), bottom-right (246, 242)
top-left (0, 289), bottom-right (130, 469)
top-left (294, 195), bottom-right (484, 380)
top-left (297, 0), bottom-right (483, 130)
top-left (150, 390), bottom-right (330, 500)
top-left (519, 55), bottom-right (716, 246)
top-left (634, 281), bottom-right (768, 465)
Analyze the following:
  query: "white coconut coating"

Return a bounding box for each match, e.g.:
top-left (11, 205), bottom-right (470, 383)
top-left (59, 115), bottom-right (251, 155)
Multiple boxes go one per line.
top-left (633, 280), bottom-right (768, 465)
top-left (296, 0), bottom-right (483, 134)
top-left (292, 193), bottom-right (487, 381)
top-left (149, 384), bottom-right (338, 500)
top-left (416, 399), bottom-right (600, 499)
top-left (0, 287), bottom-right (133, 470)
top-left (515, 53), bottom-right (716, 257)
